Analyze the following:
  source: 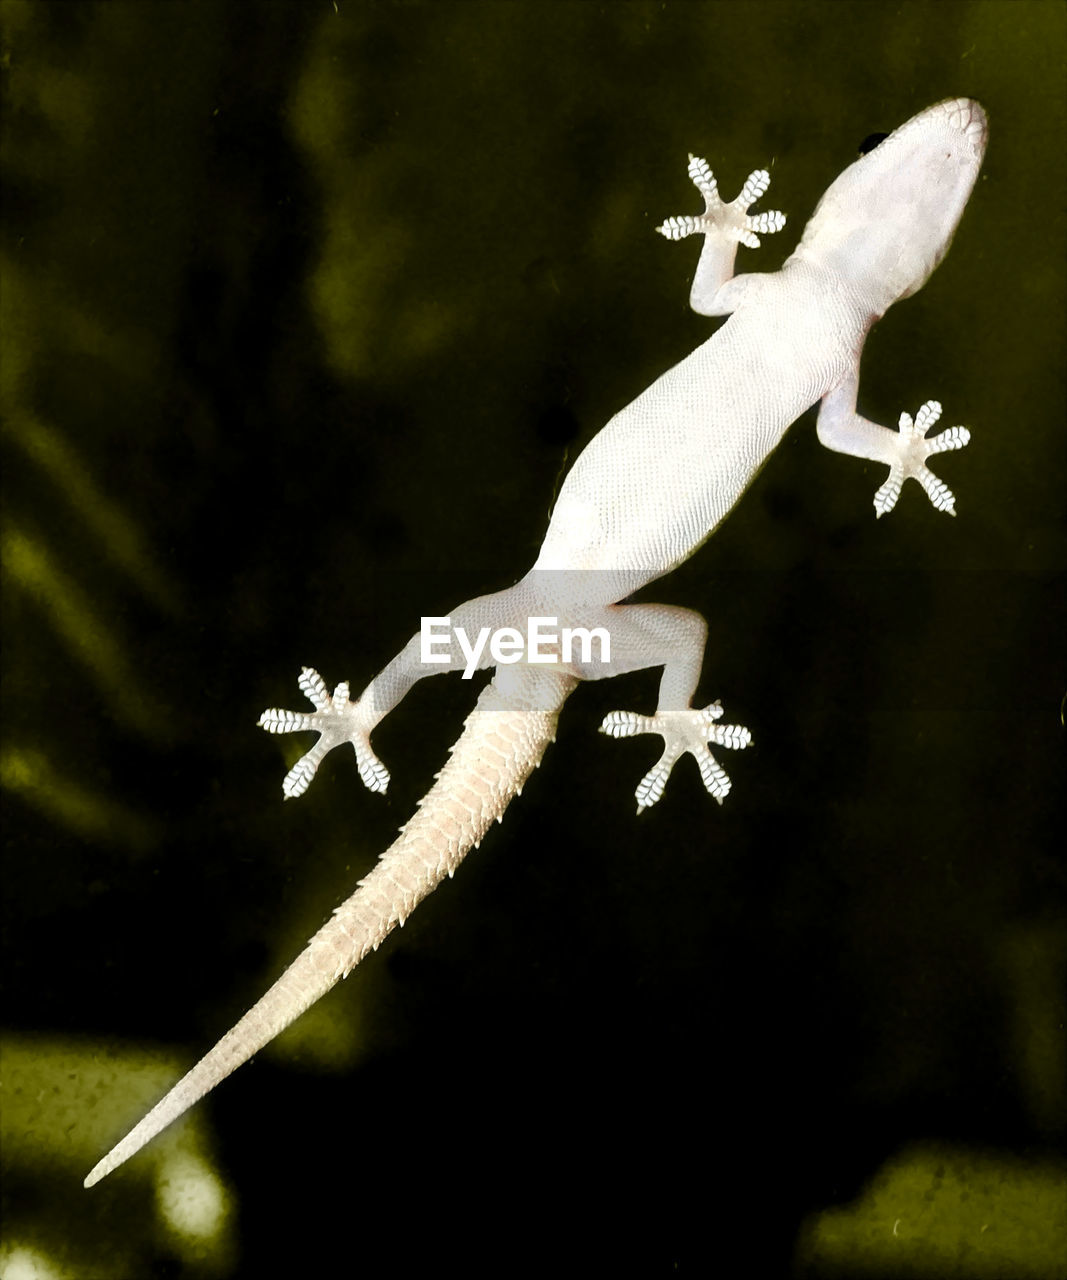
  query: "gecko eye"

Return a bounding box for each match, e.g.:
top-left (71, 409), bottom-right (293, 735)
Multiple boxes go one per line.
top-left (857, 131), bottom-right (889, 155)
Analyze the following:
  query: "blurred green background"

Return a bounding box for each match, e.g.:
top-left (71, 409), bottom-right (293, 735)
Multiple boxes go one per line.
top-left (1, 1), bottom-right (1064, 1276)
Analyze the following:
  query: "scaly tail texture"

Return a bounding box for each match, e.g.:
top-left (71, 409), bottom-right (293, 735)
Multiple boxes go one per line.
top-left (84, 671), bottom-right (574, 1187)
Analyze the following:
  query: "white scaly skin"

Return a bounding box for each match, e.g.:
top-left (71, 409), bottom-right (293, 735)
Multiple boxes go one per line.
top-left (86, 98), bottom-right (986, 1186)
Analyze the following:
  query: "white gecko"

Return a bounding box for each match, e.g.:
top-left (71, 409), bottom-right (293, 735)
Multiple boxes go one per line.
top-left (85, 97), bottom-right (987, 1187)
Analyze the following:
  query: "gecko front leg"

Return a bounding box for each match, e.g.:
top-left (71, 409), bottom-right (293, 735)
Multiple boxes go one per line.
top-left (818, 374), bottom-right (972, 517)
top-left (870, 401), bottom-right (972, 517)
top-left (657, 157), bottom-right (786, 314)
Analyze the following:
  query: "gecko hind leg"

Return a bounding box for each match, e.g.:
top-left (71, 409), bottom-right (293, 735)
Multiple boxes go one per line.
top-left (259, 668), bottom-right (388, 800)
top-left (578, 601), bottom-right (752, 812)
top-left (600, 703), bottom-right (752, 813)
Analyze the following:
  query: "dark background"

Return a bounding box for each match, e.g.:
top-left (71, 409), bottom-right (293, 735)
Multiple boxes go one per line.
top-left (2, 2), bottom-right (1064, 1276)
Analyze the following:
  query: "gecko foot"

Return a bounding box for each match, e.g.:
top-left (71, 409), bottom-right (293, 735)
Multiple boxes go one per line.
top-left (258, 667), bottom-right (390, 799)
top-left (599, 701), bottom-right (752, 814)
top-left (873, 400), bottom-right (971, 518)
top-left (657, 159), bottom-right (786, 248)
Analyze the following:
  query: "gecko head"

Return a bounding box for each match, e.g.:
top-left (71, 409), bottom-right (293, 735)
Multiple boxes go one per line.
top-left (794, 98), bottom-right (988, 314)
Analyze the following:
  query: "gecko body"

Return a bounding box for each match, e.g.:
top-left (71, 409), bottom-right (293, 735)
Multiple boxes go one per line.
top-left (86, 97), bottom-right (987, 1186)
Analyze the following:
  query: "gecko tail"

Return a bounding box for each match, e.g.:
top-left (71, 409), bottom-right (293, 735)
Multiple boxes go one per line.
top-left (84, 927), bottom-right (349, 1187)
top-left (85, 671), bottom-right (573, 1188)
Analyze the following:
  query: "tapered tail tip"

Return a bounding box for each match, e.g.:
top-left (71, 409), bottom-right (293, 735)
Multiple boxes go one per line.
top-left (84, 1143), bottom-right (131, 1187)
